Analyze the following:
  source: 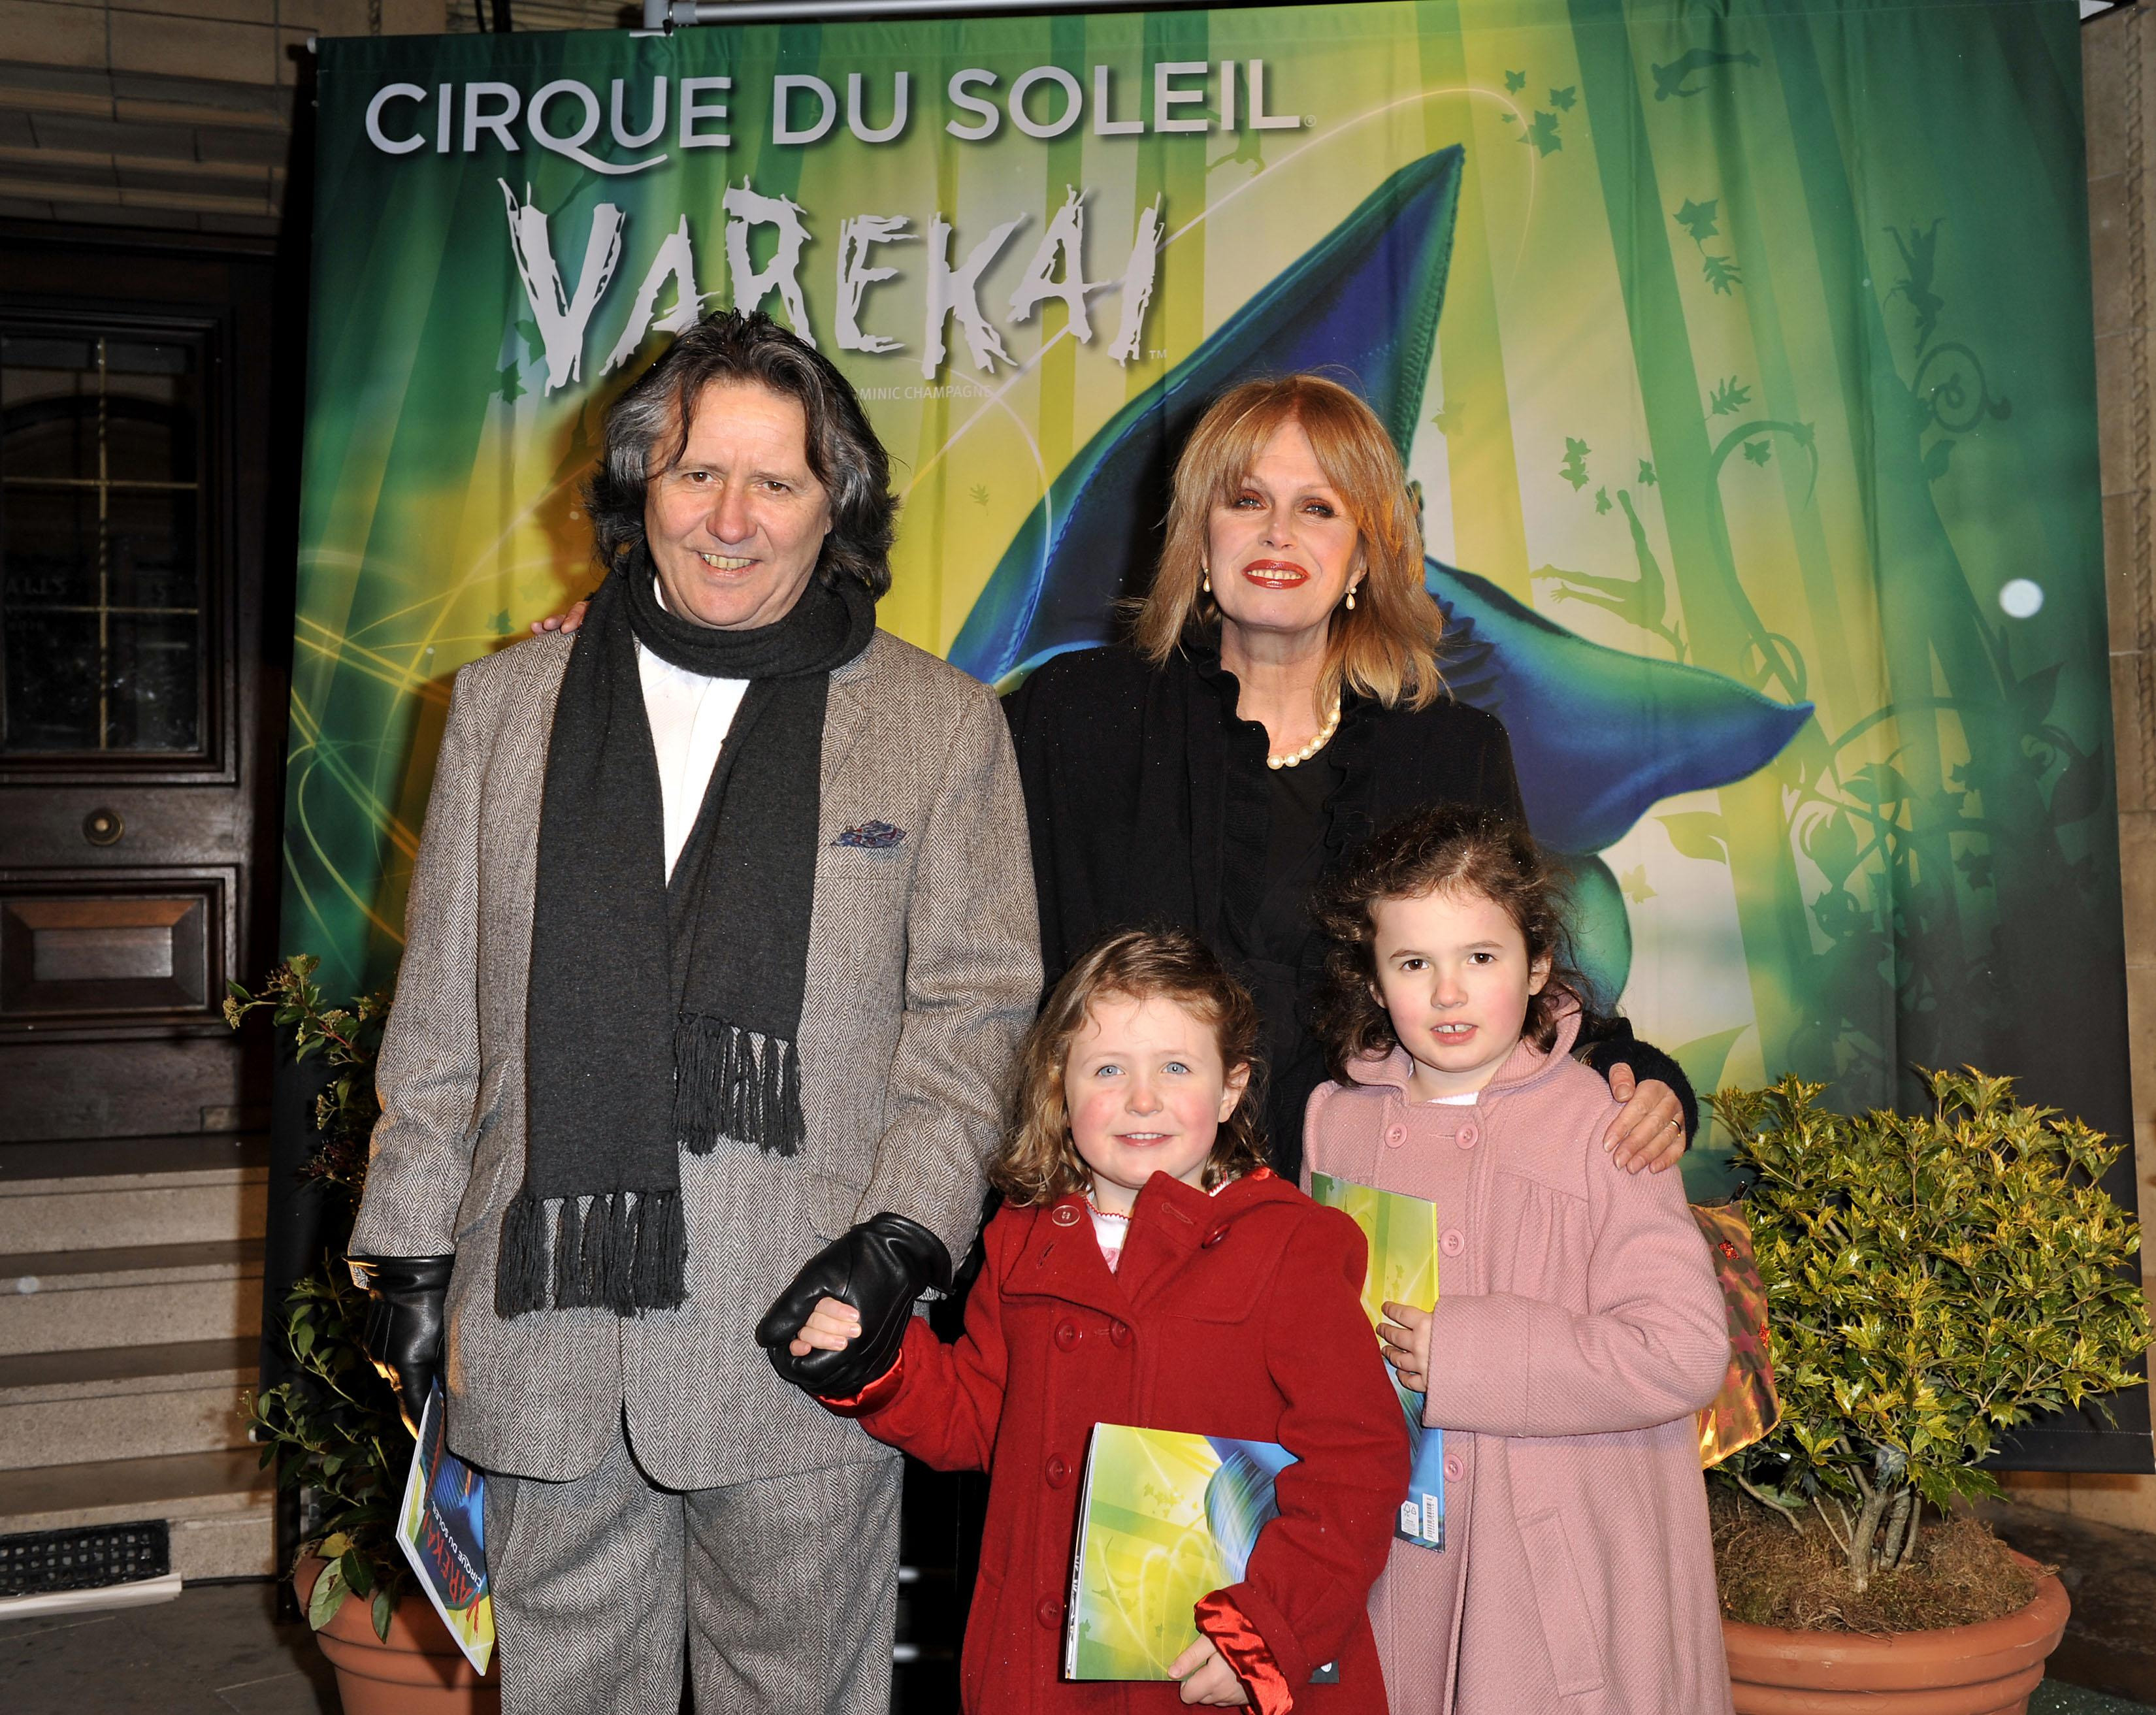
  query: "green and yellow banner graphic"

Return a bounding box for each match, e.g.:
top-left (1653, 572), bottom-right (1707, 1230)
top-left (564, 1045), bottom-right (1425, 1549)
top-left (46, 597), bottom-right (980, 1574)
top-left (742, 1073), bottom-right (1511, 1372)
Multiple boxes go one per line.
top-left (290, 1), bottom-right (2125, 1209)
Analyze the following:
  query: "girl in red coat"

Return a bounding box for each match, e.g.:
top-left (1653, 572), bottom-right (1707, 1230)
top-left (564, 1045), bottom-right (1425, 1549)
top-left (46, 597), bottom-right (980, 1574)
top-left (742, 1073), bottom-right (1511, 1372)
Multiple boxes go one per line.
top-left (780, 926), bottom-right (1408, 1713)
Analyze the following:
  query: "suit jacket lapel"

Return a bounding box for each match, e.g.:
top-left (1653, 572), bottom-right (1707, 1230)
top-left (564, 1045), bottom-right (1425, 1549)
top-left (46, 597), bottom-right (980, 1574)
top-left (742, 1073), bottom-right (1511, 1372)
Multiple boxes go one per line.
top-left (819, 638), bottom-right (878, 791)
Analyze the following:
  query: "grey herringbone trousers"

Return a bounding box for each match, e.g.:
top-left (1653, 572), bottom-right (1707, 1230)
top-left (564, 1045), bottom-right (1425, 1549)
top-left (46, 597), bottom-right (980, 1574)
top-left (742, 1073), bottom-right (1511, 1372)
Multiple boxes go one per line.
top-left (483, 1426), bottom-right (902, 1714)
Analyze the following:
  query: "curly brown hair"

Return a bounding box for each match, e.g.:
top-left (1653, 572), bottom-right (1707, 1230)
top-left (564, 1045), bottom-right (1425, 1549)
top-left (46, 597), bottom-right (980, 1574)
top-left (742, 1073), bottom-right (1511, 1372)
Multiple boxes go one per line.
top-left (988, 928), bottom-right (1269, 1208)
top-left (1311, 804), bottom-right (1590, 1080)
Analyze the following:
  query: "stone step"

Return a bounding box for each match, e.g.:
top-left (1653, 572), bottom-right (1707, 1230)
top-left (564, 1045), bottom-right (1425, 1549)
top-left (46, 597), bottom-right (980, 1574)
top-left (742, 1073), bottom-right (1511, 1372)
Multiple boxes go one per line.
top-left (0, 1239), bottom-right (264, 1356)
top-left (0, 1134), bottom-right (268, 1252)
top-left (0, 1337), bottom-right (255, 1471)
top-left (0, 1446), bottom-right (276, 1580)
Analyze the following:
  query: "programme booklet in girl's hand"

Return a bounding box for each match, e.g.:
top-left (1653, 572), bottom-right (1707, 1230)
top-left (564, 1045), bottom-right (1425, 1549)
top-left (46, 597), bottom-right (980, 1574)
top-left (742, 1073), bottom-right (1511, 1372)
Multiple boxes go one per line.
top-left (1308, 1173), bottom-right (1445, 1550)
top-left (395, 1381), bottom-right (495, 1674)
top-left (1062, 1423), bottom-right (1338, 1684)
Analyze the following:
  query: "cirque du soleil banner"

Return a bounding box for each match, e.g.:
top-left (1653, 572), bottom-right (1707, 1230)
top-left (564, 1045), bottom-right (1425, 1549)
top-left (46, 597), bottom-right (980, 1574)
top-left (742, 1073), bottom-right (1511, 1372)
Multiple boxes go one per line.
top-left (289, 0), bottom-right (2129, 1225)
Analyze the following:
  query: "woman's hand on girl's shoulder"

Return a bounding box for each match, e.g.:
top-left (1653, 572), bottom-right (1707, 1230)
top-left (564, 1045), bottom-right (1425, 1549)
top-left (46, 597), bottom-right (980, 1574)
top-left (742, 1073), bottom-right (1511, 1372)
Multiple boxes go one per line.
top-left (1602, 1065), bottom-right (1688, 1175)
top-left (529, 599), bottom-right (590, 636)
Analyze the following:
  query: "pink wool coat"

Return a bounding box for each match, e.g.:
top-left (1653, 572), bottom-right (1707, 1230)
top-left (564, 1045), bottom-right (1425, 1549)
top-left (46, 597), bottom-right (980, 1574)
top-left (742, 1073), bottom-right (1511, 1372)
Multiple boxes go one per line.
top-left (1303, 1012), bottom-right (1735, 1715)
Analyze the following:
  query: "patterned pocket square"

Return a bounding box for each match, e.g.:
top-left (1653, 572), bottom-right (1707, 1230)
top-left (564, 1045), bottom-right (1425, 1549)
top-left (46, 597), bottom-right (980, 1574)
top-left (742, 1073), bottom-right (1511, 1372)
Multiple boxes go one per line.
top-left (834, 820), bottom-right (906, 850)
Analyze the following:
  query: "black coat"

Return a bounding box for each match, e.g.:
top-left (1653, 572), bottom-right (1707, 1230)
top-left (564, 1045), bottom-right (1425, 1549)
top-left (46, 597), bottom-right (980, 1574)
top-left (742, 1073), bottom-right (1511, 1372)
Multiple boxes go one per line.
top-left (1002, 642), bottom-right (1693, 1180)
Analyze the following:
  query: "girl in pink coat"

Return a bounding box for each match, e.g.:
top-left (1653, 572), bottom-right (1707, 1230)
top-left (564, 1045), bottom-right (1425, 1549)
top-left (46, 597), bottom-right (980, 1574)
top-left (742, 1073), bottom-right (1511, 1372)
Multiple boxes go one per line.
top-left (1303, 804), bottom-right (1734, 1715)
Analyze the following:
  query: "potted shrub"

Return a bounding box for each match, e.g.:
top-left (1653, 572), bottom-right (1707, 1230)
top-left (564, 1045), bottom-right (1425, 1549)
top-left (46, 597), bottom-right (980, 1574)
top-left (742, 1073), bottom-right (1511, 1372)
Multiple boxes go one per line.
top-left (229, 958), bottom-right (498, 1712)
top-left (1706, 1068), bottom-right (2149, 1714)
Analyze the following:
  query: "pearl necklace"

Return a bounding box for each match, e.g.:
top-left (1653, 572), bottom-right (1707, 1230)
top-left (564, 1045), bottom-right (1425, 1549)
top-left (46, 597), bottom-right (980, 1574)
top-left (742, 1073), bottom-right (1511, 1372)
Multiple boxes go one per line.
top-left (1267, 698), bottom-right (1343, 770)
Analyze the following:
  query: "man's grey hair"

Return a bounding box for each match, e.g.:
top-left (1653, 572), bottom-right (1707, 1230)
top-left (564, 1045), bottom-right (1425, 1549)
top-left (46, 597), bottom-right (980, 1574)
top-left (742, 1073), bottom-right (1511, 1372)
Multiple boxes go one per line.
top-left (586, 310), bottom-right (896, 598)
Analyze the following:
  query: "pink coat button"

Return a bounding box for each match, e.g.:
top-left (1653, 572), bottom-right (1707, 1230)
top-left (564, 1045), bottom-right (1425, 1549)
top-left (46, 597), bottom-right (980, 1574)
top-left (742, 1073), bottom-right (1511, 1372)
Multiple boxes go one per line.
top-left (1443, 1452), bottom-right (1463, 1482)
top-left (1440, 1229), bottom-right (1465, 1256)
top-left (1456, 1122), bottom-right (1479, 1149)
top-left (1385, 1124), bottom-right (1408, 1147)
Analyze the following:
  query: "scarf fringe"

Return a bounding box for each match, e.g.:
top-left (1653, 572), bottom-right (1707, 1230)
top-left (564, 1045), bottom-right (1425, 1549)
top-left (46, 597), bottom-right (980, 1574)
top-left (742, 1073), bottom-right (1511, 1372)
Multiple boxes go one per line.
top-left (496, 1188), bottom-right (690, 1319)
top-left (673, 1015), bottom-right (806, 1157)
top-left (497, 1187), bottom-right (551, 1318)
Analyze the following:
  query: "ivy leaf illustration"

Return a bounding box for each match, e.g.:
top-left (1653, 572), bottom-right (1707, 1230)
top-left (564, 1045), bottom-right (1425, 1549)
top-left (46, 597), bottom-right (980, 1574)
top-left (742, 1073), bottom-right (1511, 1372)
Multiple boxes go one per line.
top-left (1658, 811), bottom-right (1731, 864)
top-left (1674, 199), bottom-right (1720, 243)
top-left (514, 318), bottom-right (546, 363)
top-left (1701, 253), bottom-right (1742, 294)
top-left (1522, 111), bottom-right (1563, 155)
top-left (1594, 485), bottom-right (1612, 514)
top-left (1505, 69), bottom-right (1527, 92)
top-left (1742, 440), bottom-right (1772, 466)
top-left (1499, 112), bottom-right (1516, 124)
top-left (1845, 762), bottom-right (1912, 805)
top-left (970, 483), bottom-right (990, 507)
top-left (487, 610), bottom-right (511, 635)
top-left (1550, 85), bottom-right (1578, 110)
top-left (1560, 437), bottom-right (1591, 491)
top-left (1922, 438), bottom-right (1955, 482)
top-left (1708, 376), bottom-right (1751, 416)
top-left (497, 362), bottom-right (525, 404)
top-left (1619, 864), bottom-right (1657, 904)
top-left (1638, 459), bottom-right (1658, 487)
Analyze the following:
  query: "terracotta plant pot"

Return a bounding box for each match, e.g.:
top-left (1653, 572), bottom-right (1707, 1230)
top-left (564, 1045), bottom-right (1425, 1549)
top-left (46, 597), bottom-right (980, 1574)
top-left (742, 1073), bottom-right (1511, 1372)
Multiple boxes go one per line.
top-left (293, 1554), bottom-right (500, 1714)
top-left (1722, 1550), bottom-right (2070, 1714)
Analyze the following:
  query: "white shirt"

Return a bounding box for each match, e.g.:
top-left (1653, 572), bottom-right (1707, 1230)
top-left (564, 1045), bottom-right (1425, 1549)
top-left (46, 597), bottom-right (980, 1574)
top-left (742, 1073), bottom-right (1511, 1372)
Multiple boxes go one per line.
top-left (635, 604), bottom-right (749, 879)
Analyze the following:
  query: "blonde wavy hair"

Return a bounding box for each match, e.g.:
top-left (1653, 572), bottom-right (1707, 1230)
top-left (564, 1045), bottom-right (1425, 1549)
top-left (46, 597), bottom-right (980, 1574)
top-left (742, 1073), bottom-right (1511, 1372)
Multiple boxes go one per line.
top-left (1132, 374), bottom-right (1446, 712)
top-left (988, 928), bottom-right (1269, 1208)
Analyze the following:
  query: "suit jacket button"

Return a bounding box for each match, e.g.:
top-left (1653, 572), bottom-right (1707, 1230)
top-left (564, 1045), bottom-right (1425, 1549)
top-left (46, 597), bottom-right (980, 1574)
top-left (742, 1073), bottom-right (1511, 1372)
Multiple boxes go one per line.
top-left (1385, 1124), bottom-right (1408, 1147)
top-left (1054, 1319), bottom-right (1079, 1350)
top-left (1443, 1452), bottom-right (1464, 1482)
top-left (1440, 1228), bottom-right (1465, 1257)
top-left (1036, 1594), bottom-right (1064, 1629)
top-left (1111, 1320), bottom-right (1133, 1347)
top-left (1047, 1454), bottom-right (1071, 1487)
top-left (1456, 1122), bottom-right (1479, 1149)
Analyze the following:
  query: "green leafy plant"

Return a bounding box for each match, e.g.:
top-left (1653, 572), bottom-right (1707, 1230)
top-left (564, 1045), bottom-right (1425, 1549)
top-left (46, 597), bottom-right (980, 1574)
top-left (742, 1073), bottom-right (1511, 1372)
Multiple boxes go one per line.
top-left (1712, 1068), bottom-right (2151, 1593)
top-left (227, 956), bottom-right (408, 1639)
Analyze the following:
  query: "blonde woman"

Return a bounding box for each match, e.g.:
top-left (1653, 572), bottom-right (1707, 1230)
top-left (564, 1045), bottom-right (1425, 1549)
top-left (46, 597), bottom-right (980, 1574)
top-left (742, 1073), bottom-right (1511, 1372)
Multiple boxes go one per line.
top-left (1003, 374), bottom-right (1693, 1179)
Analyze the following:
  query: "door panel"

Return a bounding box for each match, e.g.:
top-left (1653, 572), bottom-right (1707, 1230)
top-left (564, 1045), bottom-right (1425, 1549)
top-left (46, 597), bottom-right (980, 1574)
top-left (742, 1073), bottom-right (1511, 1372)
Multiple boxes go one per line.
top-left (0, 227), bottom-right (284, 1149)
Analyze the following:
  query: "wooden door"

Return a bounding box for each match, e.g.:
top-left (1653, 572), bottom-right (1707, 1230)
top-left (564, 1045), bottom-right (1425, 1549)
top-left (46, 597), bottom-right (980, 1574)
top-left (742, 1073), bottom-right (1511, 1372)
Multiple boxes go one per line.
top-left (0, 226), bottom-right (287, 1145)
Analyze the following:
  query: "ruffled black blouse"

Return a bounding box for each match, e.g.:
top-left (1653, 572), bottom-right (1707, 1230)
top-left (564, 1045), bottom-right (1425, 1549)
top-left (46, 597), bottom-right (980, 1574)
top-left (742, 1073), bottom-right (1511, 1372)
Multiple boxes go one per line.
top-left (1002, 636), bottom-right (1691, 1181)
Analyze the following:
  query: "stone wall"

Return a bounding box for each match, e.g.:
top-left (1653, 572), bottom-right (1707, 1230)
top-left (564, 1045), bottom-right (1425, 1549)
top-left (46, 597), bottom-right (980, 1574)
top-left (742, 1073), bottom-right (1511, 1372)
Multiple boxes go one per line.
top-left (0, 0), bottom-right (627, 233)
top-left (2000, 0), bottom-right (2156, 1533)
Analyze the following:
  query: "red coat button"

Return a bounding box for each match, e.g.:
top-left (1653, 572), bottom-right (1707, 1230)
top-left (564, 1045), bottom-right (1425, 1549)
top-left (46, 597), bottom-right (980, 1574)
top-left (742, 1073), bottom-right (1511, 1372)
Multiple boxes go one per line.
top-left (1456, 1122), bottom-right (1479, 1149)
top-left (1385, 1124), bottom-right (1408, 1147)
top-left (1054, 1320), bottom-right (1079, 1350)
top-left (1051, 1205), bottom-right (1080, 1226)
top-left (1047, 1454), bottom-right (1071, 1487)
top-left (1111, 1320), bottom-right (1133, 1347)
top-left (1440, 1229), bottom-right (1465, 1257)
top-left (1036, 1594), bottom-right (1064, 1629)
top-left (1201, 1226), bottom-right (1228, 1249)
top-left (1443, 1452), bottom-right (1463, 1482)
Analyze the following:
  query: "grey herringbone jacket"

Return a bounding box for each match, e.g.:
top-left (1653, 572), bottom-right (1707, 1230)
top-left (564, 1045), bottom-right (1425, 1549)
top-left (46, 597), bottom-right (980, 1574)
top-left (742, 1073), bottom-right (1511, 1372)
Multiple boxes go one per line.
top-left (348, 628), bottom-right (1040, 1489)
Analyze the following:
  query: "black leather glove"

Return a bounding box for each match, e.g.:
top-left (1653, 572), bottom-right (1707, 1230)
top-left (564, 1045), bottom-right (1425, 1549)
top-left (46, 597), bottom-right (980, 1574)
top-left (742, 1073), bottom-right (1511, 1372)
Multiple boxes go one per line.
top-left (755, 1213), bottom-right (953, 1397)
top-left (348, 1253), bottom-right (455, 1437)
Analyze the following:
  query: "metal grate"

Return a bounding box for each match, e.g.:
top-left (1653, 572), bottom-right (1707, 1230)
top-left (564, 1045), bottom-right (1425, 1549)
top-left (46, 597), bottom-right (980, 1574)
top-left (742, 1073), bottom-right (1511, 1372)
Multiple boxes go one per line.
top-left (0, 1520), bottom-right (171, 1597)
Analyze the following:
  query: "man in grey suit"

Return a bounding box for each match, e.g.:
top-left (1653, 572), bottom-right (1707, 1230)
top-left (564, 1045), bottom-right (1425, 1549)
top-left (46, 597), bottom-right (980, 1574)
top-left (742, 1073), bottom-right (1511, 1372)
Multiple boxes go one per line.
top-left (346, 310), bottom-right (1039, 1714)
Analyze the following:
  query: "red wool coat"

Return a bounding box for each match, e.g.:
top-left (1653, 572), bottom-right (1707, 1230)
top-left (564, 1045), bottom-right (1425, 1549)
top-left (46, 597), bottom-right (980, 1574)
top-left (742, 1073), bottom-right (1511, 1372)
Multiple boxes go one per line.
top-left (847, 1169), bottom-right (1409, 1714)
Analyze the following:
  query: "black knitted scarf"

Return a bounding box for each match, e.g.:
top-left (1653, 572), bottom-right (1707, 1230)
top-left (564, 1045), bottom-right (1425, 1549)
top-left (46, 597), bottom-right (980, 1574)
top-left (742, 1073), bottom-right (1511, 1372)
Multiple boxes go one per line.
top-left (497, 550), bottom-right (875, 1318)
